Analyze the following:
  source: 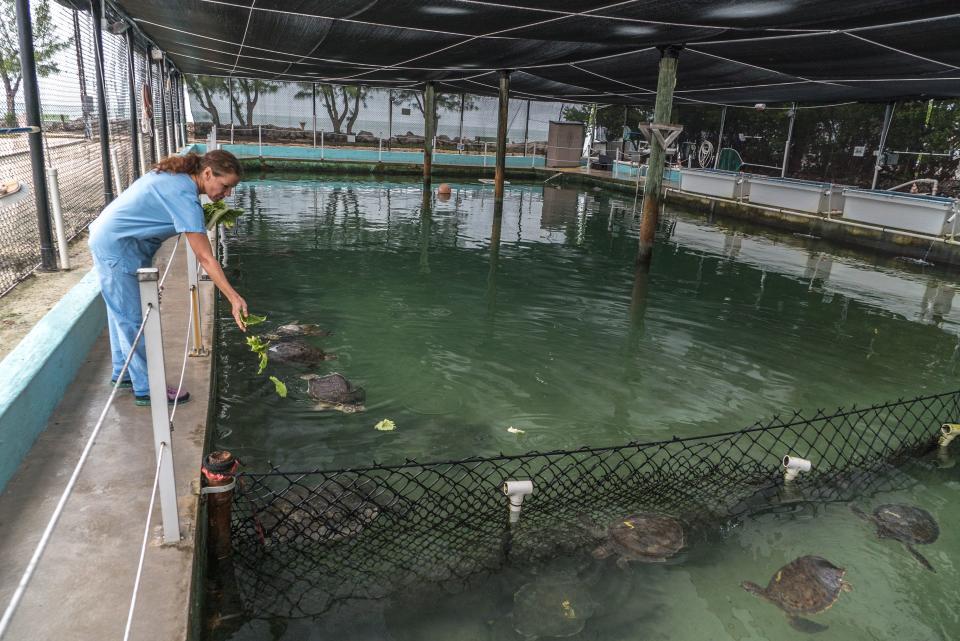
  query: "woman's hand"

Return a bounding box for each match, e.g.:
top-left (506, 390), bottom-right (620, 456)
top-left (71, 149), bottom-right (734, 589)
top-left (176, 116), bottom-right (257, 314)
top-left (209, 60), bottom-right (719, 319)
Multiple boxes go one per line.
top-left (230, 294), bottom-right (249, 331)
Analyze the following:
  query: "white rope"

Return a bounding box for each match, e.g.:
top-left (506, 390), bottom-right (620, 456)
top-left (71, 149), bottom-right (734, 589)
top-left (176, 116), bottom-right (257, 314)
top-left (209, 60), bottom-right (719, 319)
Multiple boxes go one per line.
top-left (158, 234), bottom-right (182, 289)
top-left (326, 0), bottom-right (641, 83)
top-left (168, 301), bottom-right (194, 424)
top-left (843, 32), bottom-right (960, 71)
top-left (0, 307), bottom-right (153, 640)
top-left (121, 442), bottom-right (165, 641)
top-left (229, 0), bottom-right (257, 75)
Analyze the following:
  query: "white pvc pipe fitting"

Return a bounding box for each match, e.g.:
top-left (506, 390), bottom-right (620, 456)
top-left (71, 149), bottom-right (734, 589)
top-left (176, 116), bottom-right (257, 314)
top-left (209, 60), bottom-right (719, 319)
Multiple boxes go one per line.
top-left (939, 423), bottom-right (960, 449)
top-left (782, 455), bottom-right (812, 482)
top-left (502, 479), bottom-right (534, 523)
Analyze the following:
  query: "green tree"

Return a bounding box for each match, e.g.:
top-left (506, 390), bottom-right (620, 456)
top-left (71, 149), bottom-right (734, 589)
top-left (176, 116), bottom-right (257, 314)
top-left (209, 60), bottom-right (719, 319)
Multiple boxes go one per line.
top-left (391, 90), bottom-right (477, 130)
top-left (230, 78), bottom-right (278, 128)
top-left (294, 82), bottom-right (369, 134)
top-left (185, 74), bottom-right (228, 126)
top-left (0, 0), bottom-right (71, 126)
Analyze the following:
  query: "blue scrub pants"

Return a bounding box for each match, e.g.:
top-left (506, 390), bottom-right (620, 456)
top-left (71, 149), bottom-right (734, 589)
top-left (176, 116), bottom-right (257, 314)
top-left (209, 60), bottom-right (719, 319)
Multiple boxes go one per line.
top-left (92, 254), bottom-right (151, 397)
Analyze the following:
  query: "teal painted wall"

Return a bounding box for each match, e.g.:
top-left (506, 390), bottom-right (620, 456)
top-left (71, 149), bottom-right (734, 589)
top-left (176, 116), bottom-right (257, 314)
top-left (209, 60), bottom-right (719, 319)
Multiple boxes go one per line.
top-left (0, 270), bottom-right (105, 492)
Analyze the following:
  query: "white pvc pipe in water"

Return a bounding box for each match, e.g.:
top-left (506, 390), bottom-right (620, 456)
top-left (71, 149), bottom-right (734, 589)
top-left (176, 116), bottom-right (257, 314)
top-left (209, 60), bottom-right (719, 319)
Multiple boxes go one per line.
top-left (782, 455), bottom-right (812, 482)
top-left (45, 168), bottom-right (70, 270)
top-left (502, 479), bottom-right (534, 523)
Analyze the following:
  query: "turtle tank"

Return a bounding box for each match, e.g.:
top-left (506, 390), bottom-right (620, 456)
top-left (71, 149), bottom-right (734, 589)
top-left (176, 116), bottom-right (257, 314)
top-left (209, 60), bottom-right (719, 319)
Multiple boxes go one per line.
top-left (206, 177), bottom-right (960, 641)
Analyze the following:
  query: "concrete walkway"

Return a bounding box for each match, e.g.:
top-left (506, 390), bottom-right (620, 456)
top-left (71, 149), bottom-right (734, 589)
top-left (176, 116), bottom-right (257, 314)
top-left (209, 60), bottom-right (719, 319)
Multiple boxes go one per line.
top-left (0, 238), bottom-right (214, 641)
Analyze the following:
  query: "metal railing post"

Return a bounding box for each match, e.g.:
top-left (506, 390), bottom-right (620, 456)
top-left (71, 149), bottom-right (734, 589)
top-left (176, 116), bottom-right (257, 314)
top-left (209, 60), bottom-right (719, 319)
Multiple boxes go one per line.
top-left (258, 125), bottom-right (262, 157)
top-left (378, 133), bottom-right (383, 161)
top-left (45, 168), bottom-right (70, 270)
top-left (320, 130), bottom-right (324, 159)
top-left (185, 241), bottom-right (208, 356)
top-left (136, 267), bottom-right (181, 544)
top-left (110, 148), bottom-right (123, 195)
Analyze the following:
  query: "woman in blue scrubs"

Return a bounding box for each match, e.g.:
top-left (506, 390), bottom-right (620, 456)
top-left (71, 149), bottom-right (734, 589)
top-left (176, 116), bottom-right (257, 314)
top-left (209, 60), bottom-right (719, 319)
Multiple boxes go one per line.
top-left (89, 150), bottom-right (248, 406)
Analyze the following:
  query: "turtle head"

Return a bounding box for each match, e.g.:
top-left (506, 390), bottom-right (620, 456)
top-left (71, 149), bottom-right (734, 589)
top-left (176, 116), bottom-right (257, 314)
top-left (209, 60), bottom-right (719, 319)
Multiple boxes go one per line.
top-left (300, 373), bottom-right (320, 381)
top-left (740, 581), bottom-right (764, 597)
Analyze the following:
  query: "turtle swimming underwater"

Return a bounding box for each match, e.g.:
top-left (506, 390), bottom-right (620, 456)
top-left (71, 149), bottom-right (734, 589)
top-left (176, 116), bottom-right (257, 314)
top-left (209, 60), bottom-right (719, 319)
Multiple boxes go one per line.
top-left (741, 555), bottom-right (852, 633)
top-left (302, 372), bottom-right (365, 413)
top-left (254, 476), bottom-right (386, 546)
top-left (851, 503), bottom-right (940, 572)
top-left (582, 512), bottom-right (685, 568)
top-left (263, 321), bottom-right (332, 341)
top-left (268, 340), bottom-right (335, 364)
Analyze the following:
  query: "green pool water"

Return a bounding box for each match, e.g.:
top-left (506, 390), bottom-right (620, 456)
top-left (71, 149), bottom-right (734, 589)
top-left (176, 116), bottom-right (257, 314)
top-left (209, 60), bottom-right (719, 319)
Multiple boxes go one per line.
top-left (209, 177), bottom-right (960, 641)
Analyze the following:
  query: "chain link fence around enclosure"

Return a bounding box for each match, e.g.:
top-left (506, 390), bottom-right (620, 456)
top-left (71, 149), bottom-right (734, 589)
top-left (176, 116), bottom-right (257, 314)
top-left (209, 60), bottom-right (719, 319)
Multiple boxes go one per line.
top-left (227, 390), bottom-right (959, 620)
top-left (0, 0), bottom-right (188, 295)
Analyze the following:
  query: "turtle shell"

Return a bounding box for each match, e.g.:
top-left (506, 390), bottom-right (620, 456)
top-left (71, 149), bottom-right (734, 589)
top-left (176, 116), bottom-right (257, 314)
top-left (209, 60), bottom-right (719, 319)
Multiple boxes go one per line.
top-left (268, 340), bottom-right (335, 364)
top-left (871, 504), bottom-right (939, 545)
top-left (603, 513), bottom-right (685, 561)
top-left (512, 579), bottom-right (596, 639)
top-left (751, 556), bottom-right (847, 615)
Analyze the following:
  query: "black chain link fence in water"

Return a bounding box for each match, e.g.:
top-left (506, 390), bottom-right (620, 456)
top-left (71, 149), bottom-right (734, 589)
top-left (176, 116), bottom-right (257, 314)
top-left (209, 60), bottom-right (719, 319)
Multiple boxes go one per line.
top-left (229, 390), bottom-right (959, 619)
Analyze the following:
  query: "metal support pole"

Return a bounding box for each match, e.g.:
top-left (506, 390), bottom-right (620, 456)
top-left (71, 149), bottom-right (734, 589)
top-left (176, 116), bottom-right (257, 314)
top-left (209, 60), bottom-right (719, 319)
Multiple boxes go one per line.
top-left (125, 30), bottom-right (141, 180)
top-left (178, 74), bottom-right (187, 145)
top-left (90, 0), bottom-right (115, 205)
top-left (522, 99), bottom-right (530, 157)
top-left (638, 45), bottom-right (682, 267)
top-left (229, 76), bottom-right (235, 144)
top-left (136, 267), bottom-right (181, 544)
top-left (423, 82), bottom-right (436, 187)
top-left (320, 130), bottom-right (324, 159)
top-left (387, 89), bottom-right (393, 150)
top-left (110, 148), bottom-right (123, 194)
top-left (781, 102), bottom-right (797, 178)
top-left (144, 49), bottom-right (157, 165)
top-left (16, 0), bottom-right (57, 270)
top-left (378, 133), bottom-right (383, 161)
top-left (185, 241), bottom-right (208, 356)
top-left (872, 102), bottom-right (895, 190)
top-left (46, 168), bottom-right (70, 270)
top-left (494, 70), bottom-right (510, 201)
top-left (312, 82), bottom-right (317, 147)
top-left (258, 125), bottom-right (262, 157)
top-left (458, 92), bottom-right (465, 154)
top-left (714, 105), bottom-right (727, 169)
top-left (159, 56), bottom-right (170, 157)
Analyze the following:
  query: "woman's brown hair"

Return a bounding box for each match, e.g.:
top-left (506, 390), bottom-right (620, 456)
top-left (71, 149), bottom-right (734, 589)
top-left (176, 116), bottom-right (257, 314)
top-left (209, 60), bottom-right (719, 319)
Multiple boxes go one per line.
top-left (153, 149), bottom-right (242, 178)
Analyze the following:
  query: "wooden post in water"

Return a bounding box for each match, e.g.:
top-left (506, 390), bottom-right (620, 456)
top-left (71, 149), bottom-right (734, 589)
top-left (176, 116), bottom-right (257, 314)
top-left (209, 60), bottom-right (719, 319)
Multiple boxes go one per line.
top-left (423, 82), bottom-right (436, 188)
top-left (495, 70), bottom-right (510, 201)
top-left (638, 45), bottom-right (681, 267)
top-left (203, 450), bottom-right (237, 562)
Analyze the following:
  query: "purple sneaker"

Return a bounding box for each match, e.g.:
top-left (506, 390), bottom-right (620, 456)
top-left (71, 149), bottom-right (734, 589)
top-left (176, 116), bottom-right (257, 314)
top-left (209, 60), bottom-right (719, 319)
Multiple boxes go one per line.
top-left (134, 386), bottom-right (191, 407)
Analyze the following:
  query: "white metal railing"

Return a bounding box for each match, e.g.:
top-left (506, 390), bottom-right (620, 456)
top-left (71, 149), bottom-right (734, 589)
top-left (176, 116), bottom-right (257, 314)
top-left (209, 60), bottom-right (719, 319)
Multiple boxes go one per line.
top-left (0, 234), bottom-right (209, 639)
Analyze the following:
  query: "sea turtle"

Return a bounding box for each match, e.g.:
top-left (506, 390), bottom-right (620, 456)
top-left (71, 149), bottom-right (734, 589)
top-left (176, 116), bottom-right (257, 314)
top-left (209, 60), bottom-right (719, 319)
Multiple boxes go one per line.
top-left (741, 555), bottom-right (852, 633)
top-left (267, 340), bottom-right (335, 364)
top-left (263, 321), bottom-right (332, 341)
top-left (254, 476), bottom-right (387, 546)
top-left (583, 512), bottom-right (685, 568)
top-left (302, 372), bottom-right (366, 413)
top-left (851, 503), bottom-right (939, 572)
top-left (512, 579), bottom-right (597, 639)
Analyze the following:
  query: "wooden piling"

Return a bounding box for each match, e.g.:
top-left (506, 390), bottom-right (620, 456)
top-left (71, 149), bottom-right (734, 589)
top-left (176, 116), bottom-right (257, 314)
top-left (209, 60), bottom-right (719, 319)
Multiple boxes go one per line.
top-left (495, 71), bottom-right (510, 200)
top-left (202, 450), bottom-right (237, 562)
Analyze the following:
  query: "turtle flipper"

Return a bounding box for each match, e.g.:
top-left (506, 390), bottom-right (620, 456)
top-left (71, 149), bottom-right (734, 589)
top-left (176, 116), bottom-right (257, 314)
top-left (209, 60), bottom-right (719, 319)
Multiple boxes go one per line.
top-left (788, 615), bottom-right (828, 633)
top-left (904, 543), bottom-right (936, 572)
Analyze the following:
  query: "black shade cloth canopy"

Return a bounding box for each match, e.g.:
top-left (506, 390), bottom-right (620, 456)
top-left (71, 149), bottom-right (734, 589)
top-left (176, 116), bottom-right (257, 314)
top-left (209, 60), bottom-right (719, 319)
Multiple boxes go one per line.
top-left (115, 0), bottom-right (960, 104)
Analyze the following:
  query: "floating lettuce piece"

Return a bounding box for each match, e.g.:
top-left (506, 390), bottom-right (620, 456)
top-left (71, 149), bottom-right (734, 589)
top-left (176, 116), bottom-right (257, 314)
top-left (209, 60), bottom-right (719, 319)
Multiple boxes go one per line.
top-left (374, 419), bottom-right (396, 431)
top-left (269, 376), bottom-right (287, 398)
top-left (245, 335), bottom-right (270, 374)
top-left (242, 313), bottom-right (267, 327)
top-left (203, 200), bottom-right (245, 229)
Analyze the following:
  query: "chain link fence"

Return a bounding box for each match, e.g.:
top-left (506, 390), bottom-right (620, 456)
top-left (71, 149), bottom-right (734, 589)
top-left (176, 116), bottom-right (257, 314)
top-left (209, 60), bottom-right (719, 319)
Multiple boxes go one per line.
top-left (0, 0), bottom-right (185, 295)
top-left (227, 389), bottom-right (958, 619)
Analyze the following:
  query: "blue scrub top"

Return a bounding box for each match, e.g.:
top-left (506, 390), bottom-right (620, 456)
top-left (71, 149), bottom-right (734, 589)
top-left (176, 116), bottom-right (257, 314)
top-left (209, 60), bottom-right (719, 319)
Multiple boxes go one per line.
top-left (89, 170), bottom-right (205, 273)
